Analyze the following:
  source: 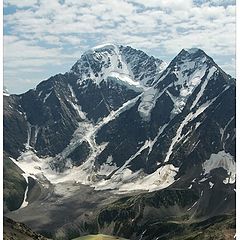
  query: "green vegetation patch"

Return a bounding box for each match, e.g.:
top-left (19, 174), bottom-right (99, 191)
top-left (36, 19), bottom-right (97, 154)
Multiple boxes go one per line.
top-left (73, 234), bottom-right (128, 240)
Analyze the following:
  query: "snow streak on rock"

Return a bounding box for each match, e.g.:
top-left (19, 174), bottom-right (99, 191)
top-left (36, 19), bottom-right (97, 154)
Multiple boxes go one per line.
top-left (12, 94), bottom-right (142, 191)
top-left (164, 74), bottom-right (228, 164)
top-left (20, 173), bottom-right (29, 209)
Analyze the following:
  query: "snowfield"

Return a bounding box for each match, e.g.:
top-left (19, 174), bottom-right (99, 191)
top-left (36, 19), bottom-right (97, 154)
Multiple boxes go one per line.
top-left (202, 150), bottom-right (235, 184)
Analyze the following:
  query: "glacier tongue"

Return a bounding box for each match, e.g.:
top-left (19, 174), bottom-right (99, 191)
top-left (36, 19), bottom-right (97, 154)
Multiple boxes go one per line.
top-left (138, 83), bottom-right (173, 122)
top-left (138, 87), bottom-right (158, 121)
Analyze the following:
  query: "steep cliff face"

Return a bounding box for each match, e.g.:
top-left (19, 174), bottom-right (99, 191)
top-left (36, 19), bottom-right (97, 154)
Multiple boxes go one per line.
top-left (3, 152), bottom-right (26, 212)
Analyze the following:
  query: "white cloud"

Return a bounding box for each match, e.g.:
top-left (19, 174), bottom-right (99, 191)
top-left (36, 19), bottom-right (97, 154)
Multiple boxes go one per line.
top-left (226, 5), bottom-right (236, 15)
top-left (61, 35), bottom-right (82, 45)
top-left (3, 0), bottom-right (236, 93)
top-left (4, 0), bottom-right (38, 8)
top-left (209, 0), bottom-right (235, 6)
top-left (130, 0), bottom-right (193, 9)
top-left (4, 35), bottom-right (61, 59)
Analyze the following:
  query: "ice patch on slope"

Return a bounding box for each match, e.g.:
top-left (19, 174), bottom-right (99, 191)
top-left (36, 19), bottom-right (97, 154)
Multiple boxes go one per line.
top-left (97, 156), bottom-right (118, 176)
top-left (164, 99), bottom-right (214, 163)
top-left (43, 91), bottom-right (52, 103)
top-left (94, 164), bottom-right (179, 193)
top-left (220, 116), bottom-right (234, 150)
top-left (164, 84), bottom-right (230, 163)
top-left (67, 84), bottom-right (87, 119)
top-left (209, 182), bottom-right (214, 188)
top-left (170, 64), bottom-right (208, 115)
top-left (202, 151), bottom-right (235, 184)
top-left (138, 87), bottom-right (158, 121)
top-left (119, 164), bottom-right (179, 193)
top-left (25, 123), bottom-right (31, 149)
top-left (24, 123), bottom-right (40, 150)
top-left (190, 67), bottom-right (217, 110)
top-left (187, 201), bottom-right (198, 211)
top-left (107, 72), bottom-right (143, 91)
top-left (138, 84), bottom-right (172, 121)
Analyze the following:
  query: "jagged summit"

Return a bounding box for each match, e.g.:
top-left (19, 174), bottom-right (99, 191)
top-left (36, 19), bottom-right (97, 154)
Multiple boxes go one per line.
top-left (70, 44), bottom-right (166, 88)
top-left (169, 48), bottom-right (210, 66)
top-left (166, 48), bottom-right (221, 79)
top-left (156, 47), bottom-right (217, 90)
top-left (183, 47), bottom-right (203, 54)
top-left (91, 43), bottom-right (118, 51)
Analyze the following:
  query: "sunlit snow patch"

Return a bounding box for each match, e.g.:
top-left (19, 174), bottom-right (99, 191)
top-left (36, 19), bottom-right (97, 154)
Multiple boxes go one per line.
top-left (138, 87), bottom-right (158, 121)
top-left (94, 164), bottom-right (179, 193)
top-left (209, 182), bottom-right (214, 189)
top-left (202, 151), bottom-right (235, 184)
top-left (119, 164), bottom-right (179, 193)
top-left (92, 43), bottom-right (117, 51)
top-left (20, 173), bottom-right (29, 208)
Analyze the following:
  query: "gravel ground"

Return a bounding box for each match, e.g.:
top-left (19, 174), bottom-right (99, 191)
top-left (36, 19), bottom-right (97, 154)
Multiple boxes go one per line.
top-left (6, 180), bottom-right (121, 237)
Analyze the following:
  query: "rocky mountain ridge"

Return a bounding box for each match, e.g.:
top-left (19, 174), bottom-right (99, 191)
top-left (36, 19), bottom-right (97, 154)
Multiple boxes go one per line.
top-left (3, 44), bottom-right (235, 239)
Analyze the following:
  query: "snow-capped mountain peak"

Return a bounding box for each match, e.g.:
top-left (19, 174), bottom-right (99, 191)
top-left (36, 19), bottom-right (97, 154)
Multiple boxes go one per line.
top-left (91, 43), bottom-right (118, 51)
top-left (3, 45), bottom-right (235, 239)
top-left (70, 44), bottom-right (137, 88)
top-left (183, 47), bottom-right (202, 54)
top-left (169, 48), bottom-right (216, 73)
top-left (70, 44), bottom-right (167, 89)
top-left (4, 45), bottom-right (235, 198)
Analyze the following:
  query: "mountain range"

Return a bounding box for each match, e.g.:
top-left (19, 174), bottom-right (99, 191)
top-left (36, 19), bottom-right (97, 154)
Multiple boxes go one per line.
top-left (3, 44), bottom-right (236, 240)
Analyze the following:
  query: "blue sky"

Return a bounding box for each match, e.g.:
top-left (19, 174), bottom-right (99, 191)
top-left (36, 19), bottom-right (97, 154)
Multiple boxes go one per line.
top-left (3, 0), bottom-right (236, 94)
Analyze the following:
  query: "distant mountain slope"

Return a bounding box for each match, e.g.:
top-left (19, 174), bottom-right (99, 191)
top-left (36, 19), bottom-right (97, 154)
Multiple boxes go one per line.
top-left (3, 217), bottom-right (48, 240)
top-left (96, 189), bottom-right (235, 240)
